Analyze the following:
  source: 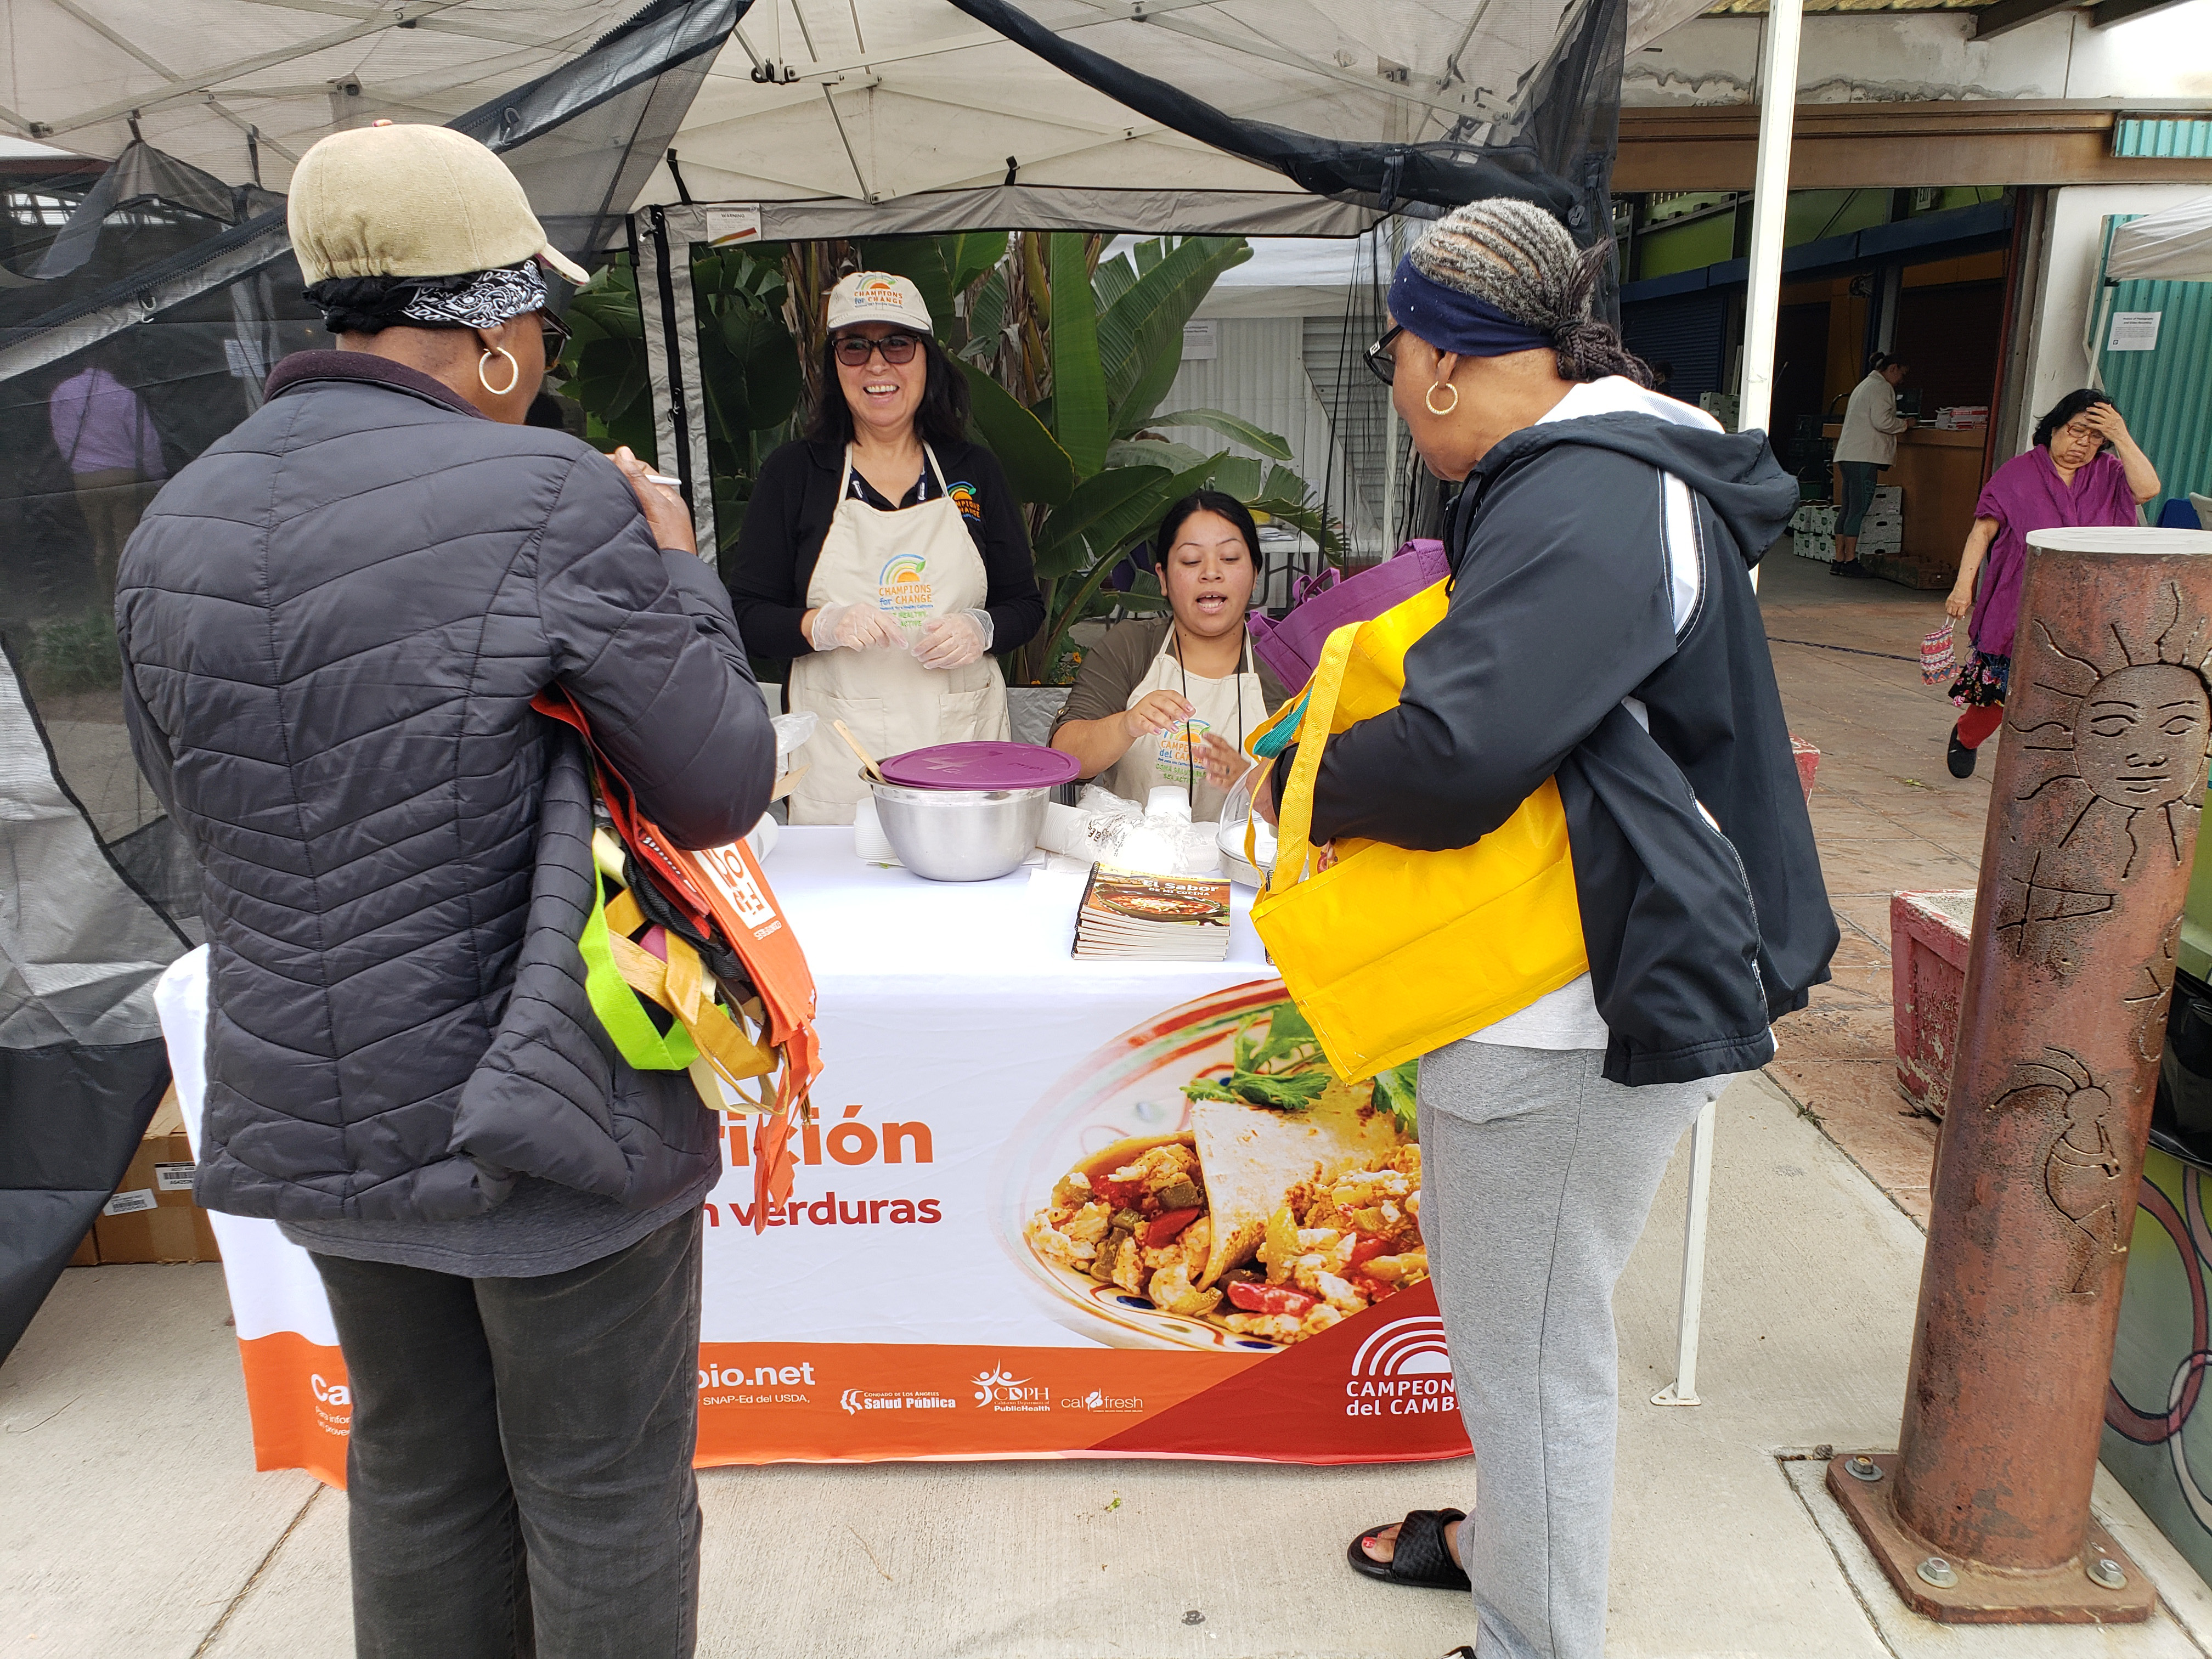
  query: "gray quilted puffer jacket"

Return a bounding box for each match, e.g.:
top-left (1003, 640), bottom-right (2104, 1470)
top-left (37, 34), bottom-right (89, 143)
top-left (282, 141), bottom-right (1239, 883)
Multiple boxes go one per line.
top-left (117, 351), bottom-right (774, 1223)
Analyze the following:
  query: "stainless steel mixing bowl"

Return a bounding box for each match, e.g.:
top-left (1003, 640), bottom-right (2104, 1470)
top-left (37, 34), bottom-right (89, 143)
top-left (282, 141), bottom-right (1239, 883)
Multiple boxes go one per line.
top-left (870, 778), bottom-right (1048, 882)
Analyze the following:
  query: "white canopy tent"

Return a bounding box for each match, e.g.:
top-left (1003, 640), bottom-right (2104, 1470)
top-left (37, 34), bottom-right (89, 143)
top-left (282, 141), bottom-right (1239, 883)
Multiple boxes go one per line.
top-left (2108, 193), bottom-right (2212, 285)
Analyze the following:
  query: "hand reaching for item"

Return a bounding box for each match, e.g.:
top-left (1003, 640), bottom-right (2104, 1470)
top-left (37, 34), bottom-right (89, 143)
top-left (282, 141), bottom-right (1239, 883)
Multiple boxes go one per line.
top-left (808, 602), bottom-right (905, 653)
top-left (1200, 732), bottom-right (1253, 796)
top-left (1124, 690), bottom-right (1195, 746)
top-left (913, 609), bottom-right (993, 670)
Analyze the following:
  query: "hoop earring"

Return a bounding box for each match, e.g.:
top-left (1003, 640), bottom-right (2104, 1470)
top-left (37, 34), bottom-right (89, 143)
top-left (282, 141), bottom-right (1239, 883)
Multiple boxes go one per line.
top-left (1425, 380), bottom-right (1459, 417)
top-left (478, 346), bottom-right (520, 397)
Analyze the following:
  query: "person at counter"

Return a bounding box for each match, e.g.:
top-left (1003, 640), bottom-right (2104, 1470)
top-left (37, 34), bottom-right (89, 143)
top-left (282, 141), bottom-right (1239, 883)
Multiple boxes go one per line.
top-left (727, 272), bottom-right (1043, 823)
top-left (1943, 389), bottom-right (2160, 779)
top-left (1049, 490), bottom-right (1288, 821)
top-left (1830, 351), bottom-right (1911, 580)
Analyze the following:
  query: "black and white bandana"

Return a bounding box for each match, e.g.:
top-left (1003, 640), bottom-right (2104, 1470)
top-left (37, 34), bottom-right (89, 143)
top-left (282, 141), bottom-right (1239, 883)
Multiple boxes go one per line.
top-left (399, 261), bottom-right (546, 328)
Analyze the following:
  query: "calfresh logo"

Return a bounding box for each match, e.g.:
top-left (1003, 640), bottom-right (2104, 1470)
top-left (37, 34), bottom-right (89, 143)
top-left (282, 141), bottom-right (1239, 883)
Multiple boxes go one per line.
top-left (877, 552), bottom-right (934, 629)
top-left (1345, 1316), bottom-right (1456, 1418)
top-left (692, 842), bottom-right (779, 934)
top-left (972, 1365), bottom-right (1051, 1412)
top-left (310, 1373), bottom-right (351, 1406)
top-left (1059, 1387), bottom-right (1143, 1413)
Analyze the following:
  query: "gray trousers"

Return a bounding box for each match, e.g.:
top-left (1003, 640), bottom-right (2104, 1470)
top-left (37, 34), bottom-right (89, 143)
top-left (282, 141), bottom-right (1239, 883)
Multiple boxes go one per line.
top-left (1418, 1042), bottom-right (1719, 1659)
top-left (310, 1210), bottom-right (704, 1658)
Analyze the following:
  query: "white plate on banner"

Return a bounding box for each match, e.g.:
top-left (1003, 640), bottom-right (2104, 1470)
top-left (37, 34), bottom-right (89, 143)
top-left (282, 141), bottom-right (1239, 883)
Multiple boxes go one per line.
top-left (992, 979), bottom-right (1299, 1354)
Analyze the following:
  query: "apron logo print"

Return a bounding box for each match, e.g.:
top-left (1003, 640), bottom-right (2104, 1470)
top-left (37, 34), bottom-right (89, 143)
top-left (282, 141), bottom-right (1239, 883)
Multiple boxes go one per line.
top-left (1157, 717), bottom-right (1211, 774)
top-left (877, 552), bottom-right (935, 627)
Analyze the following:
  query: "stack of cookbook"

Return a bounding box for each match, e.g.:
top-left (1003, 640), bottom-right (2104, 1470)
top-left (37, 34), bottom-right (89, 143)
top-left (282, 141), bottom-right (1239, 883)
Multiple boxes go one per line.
top-left (1072, 862), bottom-right (1232, 961)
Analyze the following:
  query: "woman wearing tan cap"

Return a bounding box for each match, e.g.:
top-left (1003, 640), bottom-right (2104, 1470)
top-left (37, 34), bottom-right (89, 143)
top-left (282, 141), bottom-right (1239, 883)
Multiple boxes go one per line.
top-left (727, 270), bottom-right (1045, 823)
top-left (114, 122), bottom-right (771, 1657)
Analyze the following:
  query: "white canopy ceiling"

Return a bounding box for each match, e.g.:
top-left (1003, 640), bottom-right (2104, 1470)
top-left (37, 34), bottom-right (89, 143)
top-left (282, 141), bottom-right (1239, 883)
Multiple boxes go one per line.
top-left (2108, 193), bottom-right (2212, 285)
top-left (1, 0), bottom-right (1615, 229)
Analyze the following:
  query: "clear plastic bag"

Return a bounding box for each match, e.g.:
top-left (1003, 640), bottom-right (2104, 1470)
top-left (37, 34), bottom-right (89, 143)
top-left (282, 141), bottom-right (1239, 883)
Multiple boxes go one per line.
top-left (771, 710), bottom-right (819, 766)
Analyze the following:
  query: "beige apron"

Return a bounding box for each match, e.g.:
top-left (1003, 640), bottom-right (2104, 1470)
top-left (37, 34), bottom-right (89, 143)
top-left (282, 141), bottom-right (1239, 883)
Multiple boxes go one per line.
top-left (786, 445), bottom-right (1011, 825)
top-left (1098, 628), bottom-right (1268, 822)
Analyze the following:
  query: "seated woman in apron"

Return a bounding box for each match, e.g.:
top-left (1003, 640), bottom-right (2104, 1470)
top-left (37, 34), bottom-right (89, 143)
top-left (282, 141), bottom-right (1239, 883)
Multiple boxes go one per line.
top-left (1049, 491), bottom-right (1289, 822)
top-left (727, 272), bottom-right (1044, 824)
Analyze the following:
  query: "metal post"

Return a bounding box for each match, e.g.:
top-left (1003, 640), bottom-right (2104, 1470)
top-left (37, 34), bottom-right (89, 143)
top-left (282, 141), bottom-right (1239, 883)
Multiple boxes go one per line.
top-left (1652, 1096), bottom-right (1717, 1408)
top-left (1735, 0), bottom-right (1802, 442)
top-left (1830, 526), bottom-right (2212, 1623)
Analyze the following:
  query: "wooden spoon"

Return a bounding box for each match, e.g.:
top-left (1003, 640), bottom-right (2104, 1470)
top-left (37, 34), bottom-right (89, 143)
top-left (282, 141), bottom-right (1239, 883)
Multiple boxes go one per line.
top-left (832, 718), bottom-right (888, 785)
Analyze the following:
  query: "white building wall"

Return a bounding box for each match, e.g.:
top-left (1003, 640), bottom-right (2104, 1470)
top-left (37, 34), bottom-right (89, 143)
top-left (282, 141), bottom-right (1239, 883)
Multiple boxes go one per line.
top-left (2018, 184), bottom-right (2212, 457)
top-left (1628, 9), bottom-right (2212, 107)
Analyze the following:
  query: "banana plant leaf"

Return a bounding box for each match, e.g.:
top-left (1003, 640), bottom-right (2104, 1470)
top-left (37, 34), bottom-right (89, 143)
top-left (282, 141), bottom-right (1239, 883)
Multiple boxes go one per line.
top-left (957, 359), bottom-right (1077, 507)
top-left (1143, 408), bottom-right (1294, 462)
top-left (1047, 232), bottom-right (1110, 477)
top-left (1096, 237), bottom-right (1250, 432)
top-left (1031, 462), bottom-right (1172, 579)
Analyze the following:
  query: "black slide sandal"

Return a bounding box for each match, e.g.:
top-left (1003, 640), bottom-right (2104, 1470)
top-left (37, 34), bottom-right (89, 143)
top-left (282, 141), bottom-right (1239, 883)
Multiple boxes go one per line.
top-left (1346, 1508), bottom-right (1471, 1592)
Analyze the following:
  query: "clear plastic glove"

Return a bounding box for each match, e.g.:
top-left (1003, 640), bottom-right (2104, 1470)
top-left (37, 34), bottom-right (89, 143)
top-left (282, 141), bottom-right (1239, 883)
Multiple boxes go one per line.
top-left (912, 608), bottom-right (993, 670)
top-left (809, 602), bottom-right (904, 653)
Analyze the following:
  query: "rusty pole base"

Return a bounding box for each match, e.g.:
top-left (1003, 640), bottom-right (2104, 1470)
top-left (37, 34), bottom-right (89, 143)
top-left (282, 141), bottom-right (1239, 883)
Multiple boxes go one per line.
top-left (1825, 1454), bottom-right (2155, 1624)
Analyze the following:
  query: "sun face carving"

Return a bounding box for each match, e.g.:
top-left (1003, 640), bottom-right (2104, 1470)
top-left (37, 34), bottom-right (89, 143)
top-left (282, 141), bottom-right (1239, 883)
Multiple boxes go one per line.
top-left (2008, 583), bottom-right (2212, 883)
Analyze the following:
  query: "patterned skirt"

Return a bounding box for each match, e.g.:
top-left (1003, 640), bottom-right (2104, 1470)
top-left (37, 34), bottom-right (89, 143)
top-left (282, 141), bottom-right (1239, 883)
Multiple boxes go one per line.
top-left (1946, 649), bottom-right (2009, 708)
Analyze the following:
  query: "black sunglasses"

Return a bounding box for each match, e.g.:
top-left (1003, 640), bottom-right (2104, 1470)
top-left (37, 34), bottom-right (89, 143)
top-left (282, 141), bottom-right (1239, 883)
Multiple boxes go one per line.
top-left (833, 332), bottom-right (922, 368)
top-left (1364, 324), bottom-right (1404, 387)
top-left (539, 311), bottom-right (571, 370)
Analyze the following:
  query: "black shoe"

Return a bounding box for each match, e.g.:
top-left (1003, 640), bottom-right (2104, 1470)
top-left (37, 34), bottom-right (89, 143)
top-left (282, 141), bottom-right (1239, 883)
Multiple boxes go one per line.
top-left (1829, 558), bottom-right (1869, 579)
top-left (1948, 724), bottom-right (1976, 779)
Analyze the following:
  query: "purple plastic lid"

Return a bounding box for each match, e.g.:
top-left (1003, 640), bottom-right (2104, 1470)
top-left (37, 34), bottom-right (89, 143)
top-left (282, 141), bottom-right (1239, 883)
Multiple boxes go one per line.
top-left (878, 741), bottom-right (1082, 791)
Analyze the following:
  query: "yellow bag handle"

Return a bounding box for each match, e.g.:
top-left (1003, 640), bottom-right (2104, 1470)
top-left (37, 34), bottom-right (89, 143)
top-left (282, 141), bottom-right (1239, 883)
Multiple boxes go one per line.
top-left (1264, 621), bottom-right (1359, 902)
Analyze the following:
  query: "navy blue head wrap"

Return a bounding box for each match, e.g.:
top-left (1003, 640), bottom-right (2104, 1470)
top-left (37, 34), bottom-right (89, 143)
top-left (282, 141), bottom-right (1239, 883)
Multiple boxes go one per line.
top-left (1387, 255), bottom-right (1555, 357)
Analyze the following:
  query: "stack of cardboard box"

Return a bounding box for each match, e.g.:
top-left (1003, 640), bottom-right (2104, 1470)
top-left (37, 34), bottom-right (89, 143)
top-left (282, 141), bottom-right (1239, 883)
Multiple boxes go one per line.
top-left (1790, 502), bottom-right (1838, 560)
top-left (1857, 484), bottom-right (1905, 558)
top-left (70, 1088), bottom-right (221, 1266)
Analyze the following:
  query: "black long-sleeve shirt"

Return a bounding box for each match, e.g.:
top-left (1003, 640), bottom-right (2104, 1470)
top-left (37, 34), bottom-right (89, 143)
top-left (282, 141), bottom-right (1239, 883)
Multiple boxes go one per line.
top-left (726, 435), bottom-right (1045, 661)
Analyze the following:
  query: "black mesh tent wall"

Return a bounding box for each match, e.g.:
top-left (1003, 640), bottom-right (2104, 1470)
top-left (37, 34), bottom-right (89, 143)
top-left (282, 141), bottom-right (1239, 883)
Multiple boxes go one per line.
top-left (0, 0), bottom-right (742, 1361)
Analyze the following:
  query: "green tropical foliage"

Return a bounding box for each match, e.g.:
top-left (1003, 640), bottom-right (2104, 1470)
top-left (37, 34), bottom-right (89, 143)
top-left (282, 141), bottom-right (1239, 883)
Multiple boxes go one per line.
top-left (558, 231), bottom-right (1342, 684)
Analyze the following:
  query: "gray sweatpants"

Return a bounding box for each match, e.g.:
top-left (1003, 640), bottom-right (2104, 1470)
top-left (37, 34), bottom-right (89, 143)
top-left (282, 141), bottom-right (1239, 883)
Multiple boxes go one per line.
top-left (1418, 1042), bottom-right (1720, 1659)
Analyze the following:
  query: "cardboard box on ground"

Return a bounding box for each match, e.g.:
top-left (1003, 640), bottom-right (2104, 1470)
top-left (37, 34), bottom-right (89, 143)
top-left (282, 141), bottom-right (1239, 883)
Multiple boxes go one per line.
top-left (82, 1087), bottom-right (221, 1265)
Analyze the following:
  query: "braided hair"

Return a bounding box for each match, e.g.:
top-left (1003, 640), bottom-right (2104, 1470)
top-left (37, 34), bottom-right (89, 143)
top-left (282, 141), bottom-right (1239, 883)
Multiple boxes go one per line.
top-left (1406, 199), bottom-right (1652, 386)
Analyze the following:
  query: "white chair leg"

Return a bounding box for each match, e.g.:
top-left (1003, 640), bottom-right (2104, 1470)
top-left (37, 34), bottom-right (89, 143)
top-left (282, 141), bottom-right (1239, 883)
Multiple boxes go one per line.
top-left (1651, 1097), bottom-right (1718, 1407)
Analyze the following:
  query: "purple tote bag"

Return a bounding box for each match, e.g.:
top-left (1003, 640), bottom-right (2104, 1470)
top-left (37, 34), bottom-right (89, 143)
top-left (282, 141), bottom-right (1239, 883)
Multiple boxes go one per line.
top-left (1245, 539), bottom-right (1451, 690)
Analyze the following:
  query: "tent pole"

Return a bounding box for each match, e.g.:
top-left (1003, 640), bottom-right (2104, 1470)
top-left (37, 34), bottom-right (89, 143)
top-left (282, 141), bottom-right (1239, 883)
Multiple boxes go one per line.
top-left (1736, 0), bottom-right (1802, 445)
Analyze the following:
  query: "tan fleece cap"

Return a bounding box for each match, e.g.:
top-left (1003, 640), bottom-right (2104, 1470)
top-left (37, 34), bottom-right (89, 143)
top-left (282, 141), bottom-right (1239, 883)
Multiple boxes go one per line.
top-left (288, 122), bottom-right (590, 286)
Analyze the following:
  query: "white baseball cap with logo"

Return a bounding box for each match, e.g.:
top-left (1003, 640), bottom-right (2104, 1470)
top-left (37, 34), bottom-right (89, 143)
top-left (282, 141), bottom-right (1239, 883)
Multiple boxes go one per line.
top-left (825, 272), bottom-right (933, 334)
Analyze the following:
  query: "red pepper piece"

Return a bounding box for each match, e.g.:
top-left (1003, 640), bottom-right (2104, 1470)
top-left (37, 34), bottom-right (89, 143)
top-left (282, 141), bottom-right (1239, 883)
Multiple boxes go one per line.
top-left (1144, 1206), bottom-right (1202, 1246)
top-left (1227, 1280), bottom-right (1318, 1318)
top-left (1346, 1235), bottom-right (1390, 1269)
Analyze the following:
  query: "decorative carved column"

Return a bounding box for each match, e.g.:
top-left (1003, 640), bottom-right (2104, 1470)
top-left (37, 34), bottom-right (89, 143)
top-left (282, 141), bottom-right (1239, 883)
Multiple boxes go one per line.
top-left (1830, 526), bottom-right (2212, 1622)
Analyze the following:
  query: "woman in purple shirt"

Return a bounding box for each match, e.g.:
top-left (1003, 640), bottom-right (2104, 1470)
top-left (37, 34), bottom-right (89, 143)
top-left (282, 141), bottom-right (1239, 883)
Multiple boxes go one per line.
top-left (1944, 389), bottom-right (2160, 778)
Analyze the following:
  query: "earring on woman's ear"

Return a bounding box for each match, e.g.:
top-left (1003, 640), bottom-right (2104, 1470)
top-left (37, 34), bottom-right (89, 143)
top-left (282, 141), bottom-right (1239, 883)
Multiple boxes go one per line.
top-left (479, 346), bottom-right (521, 397)
top-left (1425, 380), bottom-right (1459, 416)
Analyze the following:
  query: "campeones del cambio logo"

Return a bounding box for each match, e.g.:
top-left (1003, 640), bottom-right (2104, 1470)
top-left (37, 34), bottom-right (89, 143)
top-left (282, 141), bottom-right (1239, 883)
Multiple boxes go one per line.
top-left (1345, 1316), bottom-right (1456, 1418)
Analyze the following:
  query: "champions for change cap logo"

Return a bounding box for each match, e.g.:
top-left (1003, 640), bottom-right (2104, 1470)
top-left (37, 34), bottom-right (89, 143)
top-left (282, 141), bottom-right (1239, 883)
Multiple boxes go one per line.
top-left (852, 275), bottom-right (910, 312)
top-left (1345, 1316), bottom-right (1455, 1418)
top-left (877, 552), bottom-right (934, 630)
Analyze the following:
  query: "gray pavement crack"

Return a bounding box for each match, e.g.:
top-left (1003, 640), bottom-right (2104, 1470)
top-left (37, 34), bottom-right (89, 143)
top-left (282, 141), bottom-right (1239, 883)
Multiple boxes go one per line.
top-left (191, 1484), bottom-right (322, 1657)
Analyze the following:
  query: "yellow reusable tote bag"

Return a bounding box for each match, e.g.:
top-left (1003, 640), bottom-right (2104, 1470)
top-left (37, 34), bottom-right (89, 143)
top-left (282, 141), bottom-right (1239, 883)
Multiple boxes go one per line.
top-left (1247, 579), bottom-right (1588, 1082)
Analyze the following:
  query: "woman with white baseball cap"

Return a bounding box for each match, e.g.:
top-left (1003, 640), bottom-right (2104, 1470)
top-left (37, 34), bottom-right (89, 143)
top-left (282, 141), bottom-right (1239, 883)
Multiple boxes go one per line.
top-left (727, 270), bottom-right (1045, 823)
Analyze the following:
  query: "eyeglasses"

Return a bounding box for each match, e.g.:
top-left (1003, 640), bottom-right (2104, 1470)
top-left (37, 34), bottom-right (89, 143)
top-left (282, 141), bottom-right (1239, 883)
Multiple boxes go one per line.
top-left (833, 332), bottom-right (921, 368)
top-left (539, 311), bottom-right (570, 371)
top-left (1364, 324), bottom-right (1404, 387)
